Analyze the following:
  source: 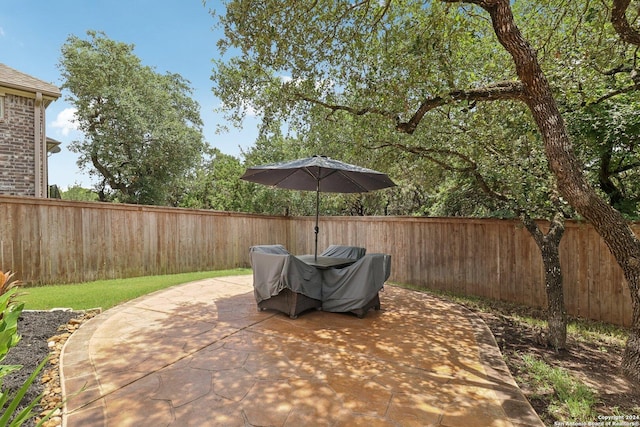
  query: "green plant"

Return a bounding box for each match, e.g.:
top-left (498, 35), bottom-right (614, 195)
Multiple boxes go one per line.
top-left (0, 357), bottom-right (51, 426)
top-left (1, 271), bottom-right (24, 377)
top-left (0, 272), bottom-right (56, 426)
top-left (0, 272), bottom-right (21, 297)
top-left (0, 289), bottom-right (23, 377)
top-left (567, 319), bottom-right (628, 347)
top-left (520, 353), bottom-right (596, 421)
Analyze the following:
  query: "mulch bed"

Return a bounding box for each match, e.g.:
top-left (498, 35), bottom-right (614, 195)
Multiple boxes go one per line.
top-left (3, 311), bottom-right (80, 427)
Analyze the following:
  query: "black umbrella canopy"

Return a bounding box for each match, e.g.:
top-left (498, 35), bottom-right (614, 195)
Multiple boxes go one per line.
top-left (241, 155), bottom-right (396, 259)
top-left (240, 155), bottom-right (396, 193)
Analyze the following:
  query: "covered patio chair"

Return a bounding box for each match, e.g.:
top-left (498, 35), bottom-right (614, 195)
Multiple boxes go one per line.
top-left (249, 245), bottom-right (323, 318)
top-left (321, 253), bottom-right (391, 318)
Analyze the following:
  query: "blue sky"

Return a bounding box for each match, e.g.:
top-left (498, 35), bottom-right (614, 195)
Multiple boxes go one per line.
top-left (0, 0), bottom-right (258, 189)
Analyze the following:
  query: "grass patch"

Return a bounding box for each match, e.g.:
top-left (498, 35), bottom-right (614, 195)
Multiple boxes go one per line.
top-left (519, 353), bottom-right (596, 421)
top-left (566, 319), bottom-right (628, 347)
top-left (20, 269), bottom-right (251, 311)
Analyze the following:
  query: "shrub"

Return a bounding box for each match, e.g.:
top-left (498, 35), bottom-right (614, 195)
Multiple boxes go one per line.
top-left (0, 271), bottom-right (23, 374)
top-left (0, 271), bottom-right (54, 426)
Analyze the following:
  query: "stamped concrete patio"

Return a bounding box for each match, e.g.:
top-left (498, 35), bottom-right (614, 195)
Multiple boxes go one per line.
top-left (60, 274), bottom-right (542, 426)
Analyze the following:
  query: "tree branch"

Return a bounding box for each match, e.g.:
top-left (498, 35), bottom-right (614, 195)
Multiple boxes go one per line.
top-left (547, 211), bottom-right (567, 245)
top-left (590, 83), bottom-right (640, 105)
top-left (611, 161), bottom-right (640, 175)
top-left (612, 0), bottom-right (640, 46)
top-left (522, 211), bottom-right (565, 248)
top-left (522, 214), bottom-right (545, 244)
top-left (90, 153), bottom-right (129, 196)
top-left (374, 141), bottom-right (512, 203)
top-left (395, 81), bottom-right (525, 134)
top-left (296, 94), bottom-right (398, 120)
top-left (603, 64), bottom-right (633, 76)
top-left (297, 80), bottom-right (524, 134)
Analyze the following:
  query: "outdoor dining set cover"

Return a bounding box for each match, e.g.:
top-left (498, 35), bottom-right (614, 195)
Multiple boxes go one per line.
top-left (249, 244), bottom-right (391, 318)
top-left (250, 245), bottom-right (322, 304)
top-left (321, 252), bottom-right (391, 313)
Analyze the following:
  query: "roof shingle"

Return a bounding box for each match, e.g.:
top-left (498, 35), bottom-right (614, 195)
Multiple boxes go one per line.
top-left (0, 63), bottom-right (61, 98)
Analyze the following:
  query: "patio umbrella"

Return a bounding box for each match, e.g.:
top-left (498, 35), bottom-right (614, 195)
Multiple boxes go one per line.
top-left (240, 155), bottom-right (396, 259)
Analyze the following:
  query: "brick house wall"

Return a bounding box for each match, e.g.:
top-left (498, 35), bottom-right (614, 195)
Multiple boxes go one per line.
top-left (0, 94), bottom-right (39, 196)
top-left (0, 63), bottom-right (61, 198)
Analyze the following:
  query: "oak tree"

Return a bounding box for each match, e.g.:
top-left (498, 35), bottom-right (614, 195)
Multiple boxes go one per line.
top-left (59, 31), bottom-right (206, 205)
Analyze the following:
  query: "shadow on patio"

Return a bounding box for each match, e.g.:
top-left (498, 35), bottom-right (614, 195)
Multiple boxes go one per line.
top-left (60, 275), bottom-right (542, 426)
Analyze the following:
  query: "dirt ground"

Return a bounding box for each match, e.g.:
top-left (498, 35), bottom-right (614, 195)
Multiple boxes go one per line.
top-left (470, 306), bottom-right (640, 426)
top-left (4, 306), bottom-right (640, 426)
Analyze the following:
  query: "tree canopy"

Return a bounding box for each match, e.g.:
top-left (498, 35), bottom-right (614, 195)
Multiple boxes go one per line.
top-left (59, 31), bottom-right (206, 205)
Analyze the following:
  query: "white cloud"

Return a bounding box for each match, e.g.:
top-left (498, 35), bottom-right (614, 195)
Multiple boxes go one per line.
top-left (0, 27), bottom-right (5, 36)
top-left (241, 101), bottom-right (258, 117)
top-left (51, 107), bottom-right (79, 136)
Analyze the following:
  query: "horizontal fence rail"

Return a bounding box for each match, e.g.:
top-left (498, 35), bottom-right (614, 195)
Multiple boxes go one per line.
top-left (0, 195), bottom-right (634, 326)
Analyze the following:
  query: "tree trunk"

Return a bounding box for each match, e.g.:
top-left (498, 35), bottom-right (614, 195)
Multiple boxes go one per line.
top-left (466, 0), bottom-right (640, 383)
top-left (523, 214), bottom-right (567, 351)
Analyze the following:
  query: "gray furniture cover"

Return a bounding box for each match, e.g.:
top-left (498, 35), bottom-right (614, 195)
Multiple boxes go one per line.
top-left (250, 244), bottom-right (289, 255)
top-left (249, 245), bottom-right (323, 318)
top-left (320, 245), bottom-right (366, 260)
top-left (321, 253), bottom-right (391, 317)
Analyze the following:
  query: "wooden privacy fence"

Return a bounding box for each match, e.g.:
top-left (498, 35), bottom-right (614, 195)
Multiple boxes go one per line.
top-left (0, 195), bottom-right (635, 326)
top-left (0, 196), bottom-right (290, 284)
top-left (307, 216), bottom-right (634, 327)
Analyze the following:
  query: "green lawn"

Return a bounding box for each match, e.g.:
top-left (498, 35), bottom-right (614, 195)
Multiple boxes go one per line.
top-left (19, 269), bottom-right (251, 311)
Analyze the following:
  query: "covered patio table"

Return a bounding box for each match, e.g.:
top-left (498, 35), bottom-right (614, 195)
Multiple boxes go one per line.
top-left (249, 244), bottom-right (389, 318)
top-left (295, 255), bottom-right (357, 269)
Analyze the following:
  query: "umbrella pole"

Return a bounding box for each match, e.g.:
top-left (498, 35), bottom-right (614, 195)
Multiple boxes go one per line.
top-left (314, 180), bottom-right (320, 261)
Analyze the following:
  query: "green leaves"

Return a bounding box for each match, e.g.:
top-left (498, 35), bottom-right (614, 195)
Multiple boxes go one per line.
top-left (59, 31), bottom-right (206, 205)
top-left (0, 357), bottom-right (51, 427)
top-left (0, 276), bottom-right (61, 427)
top-left (211, 0), bottom-right (636, 219)
top-left (566, 95), bottom-right (640, 217)
top-left (0, 291), bottom-right (22, 364)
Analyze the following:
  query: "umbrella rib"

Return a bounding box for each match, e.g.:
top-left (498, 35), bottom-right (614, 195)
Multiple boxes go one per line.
top-left (302, 167), bottom-right (342, 188)
top-left (259, 169), bottom-right (298, 188)
top-left (302, 166), bottom-right (336, 180)
top-left (339, 173), bottom-right (370, 193)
